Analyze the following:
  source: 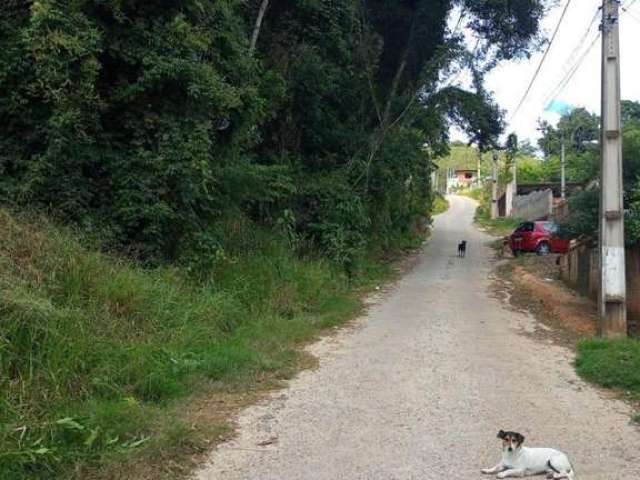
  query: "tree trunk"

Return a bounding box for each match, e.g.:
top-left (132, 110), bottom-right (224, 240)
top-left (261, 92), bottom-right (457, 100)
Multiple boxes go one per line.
top-left (381, 48), bottom-right (409, 125)
top-left (249, 0), bottom-right (270, 54)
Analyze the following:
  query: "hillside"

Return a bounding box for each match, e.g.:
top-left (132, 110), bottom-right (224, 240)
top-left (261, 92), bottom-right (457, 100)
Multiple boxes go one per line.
top-left (0, 208), bottom-right (402, 479)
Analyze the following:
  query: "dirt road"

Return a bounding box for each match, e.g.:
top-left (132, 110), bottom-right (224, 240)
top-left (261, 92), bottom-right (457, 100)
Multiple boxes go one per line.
top-left (194, 196), bottom-right (640, 479)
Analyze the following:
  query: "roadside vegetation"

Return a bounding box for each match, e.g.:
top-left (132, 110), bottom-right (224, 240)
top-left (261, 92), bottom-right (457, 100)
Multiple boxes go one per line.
top-left (432, 194), bottom-right (450, 216)
top-left (0, 1), bottom-right (549, 478)
top-left (475, 210), bottom-right (522, 238)
top-left (458, 187), bottom-right (522, 237)
top-left (576, 339), bottom-right (640, 422)
top-left (496, 106), bottom-right (640, 417)
top-left (0, 208), bottom-right (402, 479)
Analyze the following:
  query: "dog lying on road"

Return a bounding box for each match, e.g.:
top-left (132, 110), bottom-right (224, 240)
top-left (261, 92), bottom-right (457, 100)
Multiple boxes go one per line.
top-left (458, 240), bottom-right (467, 257)
top-left (481, 430), bottom-right (575, 479)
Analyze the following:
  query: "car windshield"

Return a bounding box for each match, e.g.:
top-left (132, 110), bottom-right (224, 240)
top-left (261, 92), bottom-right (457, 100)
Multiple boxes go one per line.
top-left (516, 223), bottom-right (534, 232)
top-left (539, 221), bottom-right (558, 233)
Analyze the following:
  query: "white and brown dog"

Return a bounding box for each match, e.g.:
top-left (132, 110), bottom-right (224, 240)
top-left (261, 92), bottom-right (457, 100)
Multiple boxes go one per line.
top-left (481, 430), bottom-right (575, 479)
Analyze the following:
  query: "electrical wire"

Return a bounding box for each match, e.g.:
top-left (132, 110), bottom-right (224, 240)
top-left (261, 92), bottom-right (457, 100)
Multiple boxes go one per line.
top-left (544, 1), bottom-right (636, 112)
top-left (542, 7), bottom-right (601, 107)
top-left (544, 31), bottom-right (601, 108)
top-left (508, 0), bottom-right (574, 123)
top-left (622, 6), bottom-right (640, 23)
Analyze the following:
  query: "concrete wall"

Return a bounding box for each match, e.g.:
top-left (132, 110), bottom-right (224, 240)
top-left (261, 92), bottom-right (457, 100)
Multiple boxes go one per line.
top-left (512, 189), bottom-right (553, 221)
top-left (559, 243), bottom-right (640, 336)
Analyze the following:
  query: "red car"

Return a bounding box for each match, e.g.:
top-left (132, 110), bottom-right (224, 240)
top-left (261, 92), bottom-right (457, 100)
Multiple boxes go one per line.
top-left (509, 221), bottom-right (570, 256)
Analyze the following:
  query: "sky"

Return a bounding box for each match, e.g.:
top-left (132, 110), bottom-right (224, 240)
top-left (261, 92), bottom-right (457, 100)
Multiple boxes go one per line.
top-left (449, 0), bottom-right (640, 146)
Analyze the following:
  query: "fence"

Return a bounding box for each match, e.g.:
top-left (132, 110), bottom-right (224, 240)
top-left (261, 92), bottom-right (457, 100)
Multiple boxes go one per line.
top-left (559, 242), bottom-right (640, 336)
top-left (512, 189), bottom-right (553, 221)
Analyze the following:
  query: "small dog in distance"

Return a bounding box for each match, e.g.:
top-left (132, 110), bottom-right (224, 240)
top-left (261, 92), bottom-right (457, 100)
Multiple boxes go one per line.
top-left (458, 240), bottom-right (467, 258)
top-left (481, 430), bottom-right (575, 479)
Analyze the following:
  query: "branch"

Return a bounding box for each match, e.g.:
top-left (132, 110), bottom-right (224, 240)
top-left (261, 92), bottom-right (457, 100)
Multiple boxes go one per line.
top-left (381, 47), bottom-right (408, 125)
top-left (357, 6), bottom-right (383, 126)
top-left (249, 0), bottom-right (270, 54)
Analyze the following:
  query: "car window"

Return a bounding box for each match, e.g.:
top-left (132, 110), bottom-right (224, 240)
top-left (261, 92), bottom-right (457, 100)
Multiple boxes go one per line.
top-left (518, 222), bottom-right (534, 232)
top-left (540, 221), bottom-right (557, 233)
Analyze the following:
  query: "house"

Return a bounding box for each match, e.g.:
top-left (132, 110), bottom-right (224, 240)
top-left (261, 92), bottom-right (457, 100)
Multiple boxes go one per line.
top-left (446, 168), bottom-right (478, 191)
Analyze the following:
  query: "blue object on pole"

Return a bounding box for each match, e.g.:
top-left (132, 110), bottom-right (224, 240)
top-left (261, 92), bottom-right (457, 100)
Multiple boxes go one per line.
top-left (544, 100), bottom-right (574, 115)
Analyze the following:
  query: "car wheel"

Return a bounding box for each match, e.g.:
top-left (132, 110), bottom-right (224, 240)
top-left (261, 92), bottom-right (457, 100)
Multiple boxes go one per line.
top-left (511, 249), bottom-right (519, 257)
top-left (536, 242), bottom-right (550, 256)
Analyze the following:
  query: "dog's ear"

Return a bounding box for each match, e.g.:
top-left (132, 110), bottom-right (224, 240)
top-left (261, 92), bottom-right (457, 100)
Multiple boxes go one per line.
top-left (497, 430), bottom-right (506, 439)
top-left (515, 433), bottom-right (525, 445)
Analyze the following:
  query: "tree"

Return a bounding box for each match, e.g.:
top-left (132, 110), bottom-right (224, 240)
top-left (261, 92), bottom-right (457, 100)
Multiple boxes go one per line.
top-left (0, 0), bottom-right (549, 264)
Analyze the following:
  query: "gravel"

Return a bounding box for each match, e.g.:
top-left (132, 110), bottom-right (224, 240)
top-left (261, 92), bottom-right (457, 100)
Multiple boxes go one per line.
top-left (194, 196), bottom-right (640, 480)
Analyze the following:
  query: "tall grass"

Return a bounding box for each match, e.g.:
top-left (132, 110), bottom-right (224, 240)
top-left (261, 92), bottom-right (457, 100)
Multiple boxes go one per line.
top-left (0, 209), bottom-right (390, 478)
top-left (460, 187), bottom-right (522, 237)
top-left (431, 194), bottom-right (449, 216)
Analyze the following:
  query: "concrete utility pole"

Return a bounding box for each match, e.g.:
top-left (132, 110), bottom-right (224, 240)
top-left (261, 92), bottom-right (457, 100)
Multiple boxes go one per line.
top-left (477, 149), bottom-right (482, 186)
top-left (599, 0), bottom-right (627, 336)
top-left (491, 152), bottom-right (499, 219)
top-left (560, 131), bottom-right (566, 201)
top-left (506, 156), bottom-right (517, 217)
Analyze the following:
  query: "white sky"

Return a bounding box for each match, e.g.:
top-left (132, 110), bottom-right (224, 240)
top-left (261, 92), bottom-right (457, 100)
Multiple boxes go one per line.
top-left (449, 0), bottom-right (640, 145)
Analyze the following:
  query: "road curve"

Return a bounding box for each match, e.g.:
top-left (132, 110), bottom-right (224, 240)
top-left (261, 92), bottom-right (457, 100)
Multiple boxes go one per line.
top-left (194, 195), bottom-right (640, 480)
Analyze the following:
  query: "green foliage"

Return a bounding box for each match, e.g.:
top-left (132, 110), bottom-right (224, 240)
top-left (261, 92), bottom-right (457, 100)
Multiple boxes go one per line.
top-left (462, 0), bottom-right (546, 59)
top-left (0, 208), bottom-right (370, 478)
top-left (535, 109), bottom-right (600, 184)
top-left (625, 182), bottom-right (640, 246)
top-left (539, 101), bottom-right (640, 245)
top-left (0, 0), bottom-right (547, 265)
top-left (576, 338), bottom-right (640, 396)
top-left (0, 2), bottom-right (549, 475)
top-left (470, 186), bottom-right (522, 237)
top-left (442, 87), bottom-right (504, 151)
top-left (561, 189), bottom-right (599, 242)
top-left (1, 0), bottom-right (262, 261)
top-left (432, 193), bottom-right (449, 215)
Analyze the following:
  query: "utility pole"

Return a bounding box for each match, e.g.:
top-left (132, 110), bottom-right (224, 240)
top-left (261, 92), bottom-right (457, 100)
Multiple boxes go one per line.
top-left (599, 0), bottom-right (627, 336)
top-left (561, 131), bottom-right (566, 201)
top-left (491, 151), bottom-right (499, 219)
top-left (477, 149), bottom-right (482, 186)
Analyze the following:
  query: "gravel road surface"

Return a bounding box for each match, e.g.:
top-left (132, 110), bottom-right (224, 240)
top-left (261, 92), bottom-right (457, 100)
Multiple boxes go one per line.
top-left (194, 195), bottom-right (640, 479)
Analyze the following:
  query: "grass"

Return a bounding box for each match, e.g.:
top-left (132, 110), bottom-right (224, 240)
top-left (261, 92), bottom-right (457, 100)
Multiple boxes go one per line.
top-left (575, 338), bottom-right (640, 397)
top-left (458, 186), bottom-right (523, 237)
top-left (0, 208), bottom-right (409, 479)
top-left (476, 211), bottom-right (522, 237)
top-left (432, 194), bottom-right (449, 215)
top-left (456, 186), bottom-right (484, 202)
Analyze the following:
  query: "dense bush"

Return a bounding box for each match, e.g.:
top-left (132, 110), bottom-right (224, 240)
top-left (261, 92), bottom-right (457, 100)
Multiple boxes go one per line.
top-left (1, 0), bottom-right (547, 265)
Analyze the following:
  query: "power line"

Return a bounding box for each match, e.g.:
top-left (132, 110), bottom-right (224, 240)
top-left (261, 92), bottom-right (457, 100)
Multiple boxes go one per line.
top-left (544, 3), bottom-right (636, 110)
top-left (544, 31), bottom-right (601, 107)
top-left (508, 0), bottom-right (574, 123)
top-left (622, 5), bottom-right (640, 23)
top-left (542, 7), bottom-right (601, 107)
top-left (563, 8), bottom-right (600, 67)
